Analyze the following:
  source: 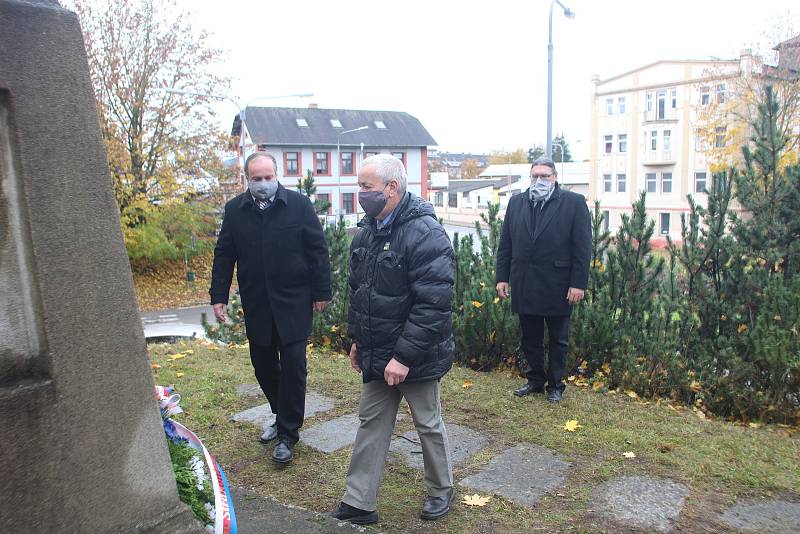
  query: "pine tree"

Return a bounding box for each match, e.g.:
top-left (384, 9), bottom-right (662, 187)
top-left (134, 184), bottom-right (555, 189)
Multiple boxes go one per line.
top-left (297, 169), bottom-right (331, 214)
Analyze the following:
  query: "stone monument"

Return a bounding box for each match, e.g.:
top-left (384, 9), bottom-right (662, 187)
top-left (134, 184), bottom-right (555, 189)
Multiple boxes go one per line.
top-left (0, 1), bottom-right (202, 531)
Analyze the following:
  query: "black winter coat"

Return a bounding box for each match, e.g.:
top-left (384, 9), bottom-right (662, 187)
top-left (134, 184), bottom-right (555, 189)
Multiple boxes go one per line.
top-left (495, 184), bottom-right (591, 316)
top-left (210, 185), bottom-right (332, 345)
top-left (348, 193), bottom-right (455, 383)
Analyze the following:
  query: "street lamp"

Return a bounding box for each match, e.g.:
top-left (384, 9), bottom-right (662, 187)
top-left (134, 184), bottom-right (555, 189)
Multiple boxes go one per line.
top-left (546, 0), bottom-right (575, 158)
top-left (336, 126), bottom-right (369, 215)
top-left (161, 88), bottom-right (312, 189)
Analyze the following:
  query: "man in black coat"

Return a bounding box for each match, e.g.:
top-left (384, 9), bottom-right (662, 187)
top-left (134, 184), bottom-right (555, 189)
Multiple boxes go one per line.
top-left (330, 154), bottom-right (456, 525)
top-left (210, 152), bottom-right (331, 463)
top-left (496, 157), bottom-right (591, 403)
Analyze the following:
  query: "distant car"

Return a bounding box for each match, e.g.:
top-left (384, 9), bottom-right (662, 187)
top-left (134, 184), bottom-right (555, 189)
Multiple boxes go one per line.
top-left (143, 322), bottom-right (209, 344)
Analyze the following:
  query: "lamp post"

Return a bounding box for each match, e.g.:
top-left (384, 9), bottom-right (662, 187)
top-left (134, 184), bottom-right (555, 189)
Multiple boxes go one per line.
top-left (336, 126), bottom-right (369, 215)
top-left (161, 89), bottom-right (312, 189)
top-left (546, 0), bottom-right (575, 158)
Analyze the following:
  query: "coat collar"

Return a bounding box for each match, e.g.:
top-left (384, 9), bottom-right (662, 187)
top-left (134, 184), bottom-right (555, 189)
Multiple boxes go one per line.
top-left (521, 182), bottom-right (564, 245)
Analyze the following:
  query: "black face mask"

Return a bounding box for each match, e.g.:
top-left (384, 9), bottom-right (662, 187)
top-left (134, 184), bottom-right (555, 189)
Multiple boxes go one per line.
top-left (358, 183), bottom-right (390, 218)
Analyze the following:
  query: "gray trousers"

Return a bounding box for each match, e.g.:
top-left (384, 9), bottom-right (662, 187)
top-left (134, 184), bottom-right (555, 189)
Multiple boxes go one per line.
top-left (342, 379), bottom-right (453, 511)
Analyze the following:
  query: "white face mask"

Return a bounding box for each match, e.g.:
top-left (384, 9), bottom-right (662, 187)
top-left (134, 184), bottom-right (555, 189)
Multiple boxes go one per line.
top-left (249, 179), bottom-right (278, 200)
top-left (530, 177), bottom-right (554, 201)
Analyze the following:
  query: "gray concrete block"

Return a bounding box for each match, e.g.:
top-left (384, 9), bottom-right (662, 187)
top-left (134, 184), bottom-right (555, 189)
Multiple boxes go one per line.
top-left (232, 391), bottom-right (335, 428)
top-left (459, 443), bottom-right (570, 507)
top-left (590, 475), bottom-right (689, 533)
top-left (720, 499), bottom-right (800, 533)
top-left (301, 414), bottom-right (361, 453)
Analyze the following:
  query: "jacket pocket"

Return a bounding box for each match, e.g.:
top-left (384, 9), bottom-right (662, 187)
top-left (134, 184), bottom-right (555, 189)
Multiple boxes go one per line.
top-left (350, 247), bottom-right (368, 288)
top-left (375, 250), bottom-right (407, 296)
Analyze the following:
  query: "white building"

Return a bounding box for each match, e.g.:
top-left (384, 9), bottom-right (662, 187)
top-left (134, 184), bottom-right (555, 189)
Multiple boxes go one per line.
top-left (589, 51), bottom-right (756, 245)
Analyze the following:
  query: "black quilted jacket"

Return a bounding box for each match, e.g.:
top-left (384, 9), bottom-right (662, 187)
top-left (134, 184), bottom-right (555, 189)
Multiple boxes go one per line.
top-left (348, 193), bottom-right (455, 383)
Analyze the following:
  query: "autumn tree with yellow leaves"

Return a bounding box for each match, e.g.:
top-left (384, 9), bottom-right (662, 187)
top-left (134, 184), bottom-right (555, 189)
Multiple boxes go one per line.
top-left (70, 0), bottom-right (232, 263)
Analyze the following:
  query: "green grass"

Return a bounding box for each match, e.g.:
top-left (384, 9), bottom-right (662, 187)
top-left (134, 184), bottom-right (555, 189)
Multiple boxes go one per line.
top-left (150, 340), bottom-right (799, 533)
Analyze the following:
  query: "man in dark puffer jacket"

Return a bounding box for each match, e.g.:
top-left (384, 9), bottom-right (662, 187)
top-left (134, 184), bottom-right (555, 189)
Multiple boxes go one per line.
top-left (330, 154), bottom-right (455, 525)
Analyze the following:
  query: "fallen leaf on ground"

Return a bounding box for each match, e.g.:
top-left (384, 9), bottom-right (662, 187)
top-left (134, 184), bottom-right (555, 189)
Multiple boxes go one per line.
top-left (563, 420), bottom-right (582, 432)
top-left (592, 381), bottom-right (605, 391)
top-left (626, 390), bottom-right (639, 399)
top-left (462, 494), bottom-right (491, 507)
top-left (622, 451), bottom-right (636, 458)
top-left (151, 363), bottom-right (161, 369)
top-left (471, 301), bottom-right (483, 308)
top-left (176, 372), bottom-right (184, 378)
top-left (748, 422), bottom-right (762, 429)
top-left (462, 380), bottom-right (474, 389)
top-left (167, 354), bottom-right (186, 361)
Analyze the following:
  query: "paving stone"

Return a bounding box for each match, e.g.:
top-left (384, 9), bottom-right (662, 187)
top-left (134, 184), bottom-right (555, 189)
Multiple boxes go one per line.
top-left (231, 391), bottom-right (335, 428)
top-left (719, 499), bottom-right (800, 533)
top-left (390, 423), bottom-right (488, 470)
top-left (458, 443), bottom-right (569, 507)
top-left (235, 383), bottom-right (262, 400)
top-left (590, 475), bottom-right (688, 533)
top-left (300, 414), bottom-right (361, 453)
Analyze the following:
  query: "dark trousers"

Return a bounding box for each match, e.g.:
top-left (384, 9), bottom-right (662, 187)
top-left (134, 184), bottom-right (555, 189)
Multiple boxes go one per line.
top-left (248, 325), bottom-right (307, 444)
top-left (519, 314), bottom-right (570, 392)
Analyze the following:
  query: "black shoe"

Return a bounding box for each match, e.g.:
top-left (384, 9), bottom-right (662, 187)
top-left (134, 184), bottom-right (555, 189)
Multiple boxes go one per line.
top-left (259, 423), bottom-right (278, 444)
top-left (271, 440), bottom-right (294, 464)
top-left (513, 383), bottom-right (545, 397)
top-left (420, 489), bottom-right (455, 520)
top-left (546, 389), bottom-right (564, 403)
top-left (329, 502), bottom-right (379, 525)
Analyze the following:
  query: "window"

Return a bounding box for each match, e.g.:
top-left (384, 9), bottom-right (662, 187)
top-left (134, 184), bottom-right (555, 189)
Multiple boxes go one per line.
top-left (283, 152), bottom-right (301, 176)
top-left (391, 151), bottom-right (406, 167)
top-left (670, 88), bottom-right (677, 109)
top-left (314, 151), bottom-right (330, 175)
top-left (603, 210), bottom-right (610, 232)
top-left (660, 213), bottom-right (670, 235)
top-left (661, 172), bottom-right (673, 193)
top-left (694, 172), bottom-right (707, 193)
top-left (296, 118), bottom-right (308, 127)
top-left (374, 120), bottom-right (386, 129)
top-left (650, 131), bottom-right (658, 151)
top-left (618, 134), bottom-right (628, 153)
top-left (694, 129), bottom-right (703, 151)
top-left (604, 135), bottom-right (613, 154)
top-left (715, 127), bottom-right (726, 148)
top-left (646, 173), bottom-right (657, 193)
top-left (716, 83), bottom-right (727, 104)
top-left (646, 92), bottom-right (653, 112)
top-left (340, 152), bottom-right (354, 175)
top-left (663, 130), bottom-right (672, 152)
top-left (657, 90), bottom-right (666, 120)
top-left (364, 151), bottom-right (379, 159)
top-left (617, 173), bottom-right (626, 193)
top-left (330, 119), bottom-right (342, 128)
top-left (700, 86), bottom-right (710, 106)
top-left (618, 96), bottom-right (626, 114)
top-left (448, 192), bottom-right (458, 208)
top-left (606, 98), bottom-right (614, 115)
top-left (342, 192), bottom-right (355, 214)
top-left (462, 191), bottom-right (469, 199)
top-left (603, 174), bottom-right (612, 193)
top-left (434, 192), bottom-right (443, 207)
top-left (316, 193), bottom-right (331, 214)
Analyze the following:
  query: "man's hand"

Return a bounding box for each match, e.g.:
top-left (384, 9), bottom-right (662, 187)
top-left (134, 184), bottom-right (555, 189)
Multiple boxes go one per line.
top-left (349, 343), bottom-right (361, 373)
top-left (213, 303), bottom-right (228, 323)
top-left (566, 287), bottom-right (585, 304)
top-left (313, 300), bottom-right (330, 313)
top-left (496, 282), bottom-right (510, 299)
top-left (384, 357), bottom-right (409, 386)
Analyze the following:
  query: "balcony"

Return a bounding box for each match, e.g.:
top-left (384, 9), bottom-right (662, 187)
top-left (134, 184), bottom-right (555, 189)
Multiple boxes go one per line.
top-left (643, 109), bottom-right (678, 123)
top-left (642, 150), bottom-right (676, 166)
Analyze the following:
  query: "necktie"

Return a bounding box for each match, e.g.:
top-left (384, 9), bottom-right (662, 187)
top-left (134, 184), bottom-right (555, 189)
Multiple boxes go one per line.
top-left (256, 198), bottom-right (271, 210)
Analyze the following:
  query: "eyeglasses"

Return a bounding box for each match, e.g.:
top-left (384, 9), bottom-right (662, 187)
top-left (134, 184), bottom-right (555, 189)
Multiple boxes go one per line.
top-left (531, 174), bottom-right (554, 180)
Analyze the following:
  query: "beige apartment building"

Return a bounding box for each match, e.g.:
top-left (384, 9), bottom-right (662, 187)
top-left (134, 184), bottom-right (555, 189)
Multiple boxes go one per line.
top-left (589, 51), bottom-right (756, 246)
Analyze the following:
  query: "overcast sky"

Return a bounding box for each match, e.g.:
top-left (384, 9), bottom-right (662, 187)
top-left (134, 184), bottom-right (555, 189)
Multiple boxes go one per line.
top-left (180, 0), bottom-right (798, 159)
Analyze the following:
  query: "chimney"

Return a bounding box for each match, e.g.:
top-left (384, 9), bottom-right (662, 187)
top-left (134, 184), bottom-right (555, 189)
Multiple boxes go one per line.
top-left (308, 103), bottom-right (318, 109)
top-left (740, 48), bottom-right (753, 75)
